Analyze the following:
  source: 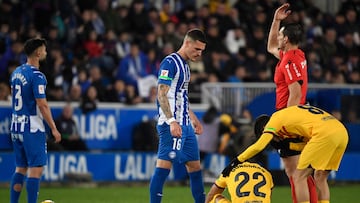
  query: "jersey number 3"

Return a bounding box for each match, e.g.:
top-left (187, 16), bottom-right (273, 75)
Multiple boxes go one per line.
top-left (14, 85), bottom-right (23, 111)
top-left (235, 171), bottom-right (267, 198)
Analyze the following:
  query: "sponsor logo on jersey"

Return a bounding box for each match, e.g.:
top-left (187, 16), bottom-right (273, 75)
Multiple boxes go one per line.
top-left (38, 85), bottom-right (45, 94)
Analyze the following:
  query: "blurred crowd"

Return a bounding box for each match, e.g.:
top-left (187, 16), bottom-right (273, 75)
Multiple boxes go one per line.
top-left (0, 0), bottom-right (359, 104)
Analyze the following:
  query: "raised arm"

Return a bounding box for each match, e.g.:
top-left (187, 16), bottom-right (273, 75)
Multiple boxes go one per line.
top-left (267, 3), bottom-right (291, 59)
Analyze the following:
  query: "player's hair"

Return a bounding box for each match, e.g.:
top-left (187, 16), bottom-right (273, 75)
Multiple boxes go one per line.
top-left (281, 23), bottom-right (303, 45)
top-left (254, 114), bottom-right (270, 139)
top-left (23, 38), bottom-right (47, 56)
top-left (185, 28), bottom-right (207, 44)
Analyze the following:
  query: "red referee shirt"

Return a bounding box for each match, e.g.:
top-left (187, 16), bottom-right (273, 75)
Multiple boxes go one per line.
top-left (274, 49), bottom-right (308, 110)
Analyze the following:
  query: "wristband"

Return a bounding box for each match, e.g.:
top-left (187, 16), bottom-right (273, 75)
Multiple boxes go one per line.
top-left (166, 117), bottom-right (176, 125)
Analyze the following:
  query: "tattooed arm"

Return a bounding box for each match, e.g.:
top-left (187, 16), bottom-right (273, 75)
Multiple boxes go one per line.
top-left (158, 84), bottom-right (182, 137)
top-left (157, 84), bottom-right (173, 119)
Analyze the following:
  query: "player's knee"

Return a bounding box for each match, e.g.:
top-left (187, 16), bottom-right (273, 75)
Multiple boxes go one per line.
top-left (284, 166), bottom-right (298, 179)
top-left (284, 168), bottom-right (294, 178)
top-left (185, 161), bottom-right (202, 172)
top-left (293, 170), bottom-right (310, 183)
top-left (210, 194), bottom-right (230, 203)
top-left (283, 159), bottom-right (298, 177)
top-left (314, 170), bottom-right (329, 183)
top-left (13, 183), bottom-right (22, 192)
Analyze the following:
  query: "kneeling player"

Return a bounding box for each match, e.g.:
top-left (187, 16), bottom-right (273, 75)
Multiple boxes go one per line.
top-left (206, 161), bottom-right (273, 203)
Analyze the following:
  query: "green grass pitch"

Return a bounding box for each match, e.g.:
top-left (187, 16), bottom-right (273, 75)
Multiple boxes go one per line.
top-left (1, 183), bottom-right (359, 202)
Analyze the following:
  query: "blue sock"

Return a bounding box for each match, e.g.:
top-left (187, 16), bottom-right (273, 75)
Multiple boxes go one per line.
top-left (10, 172), bottom-right (25, 203)
top-left (149, 168), bottom-right (170, 203)
top-left (189, 170), bottom-right (205, 203)
top-left (26, 177), bottom-right (40, 203)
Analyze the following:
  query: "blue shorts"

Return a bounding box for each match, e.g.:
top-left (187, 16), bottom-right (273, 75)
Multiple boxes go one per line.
top-left (12, 131), bottom-right (47, 167)
top-left (156, 124), bottom-right (200, 163)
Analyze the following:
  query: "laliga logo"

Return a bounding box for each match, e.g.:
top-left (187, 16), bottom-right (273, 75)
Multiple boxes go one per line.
top-left (43, 154), bottom-right (89, 181)
top-left (73, 114), bottom-right (117, 140)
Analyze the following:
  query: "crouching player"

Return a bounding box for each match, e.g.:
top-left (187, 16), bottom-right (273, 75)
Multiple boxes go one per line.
top-left (224, 105), bottom-right (348, 203)
top-left (255, 114), bottom-right (317, 203)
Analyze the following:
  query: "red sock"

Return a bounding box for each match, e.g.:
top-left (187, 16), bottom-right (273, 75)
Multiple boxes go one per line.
top-left (289, 176), bottom-right (297, 203)
top-left (307, 176), bottom-right (318, 203)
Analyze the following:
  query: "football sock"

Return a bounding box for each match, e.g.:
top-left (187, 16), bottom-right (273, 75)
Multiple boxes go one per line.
top-left (307, 176), bottom-right (318, 203)
top-left (26, 177), bottom-right (40, 203)
top-left (290, 176), bottom-right (297, 203)
top-left (10, 172), bottom-right (25, 203)
top-left (149, 167), bottom-right (170, 203)
top-left (318, 201), bottom-right (329, 203)
top-left (189, 170), bottom-right (205, 203)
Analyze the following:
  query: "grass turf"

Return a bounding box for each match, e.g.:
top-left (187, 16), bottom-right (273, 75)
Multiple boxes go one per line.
top-left (0, 183), bottom-right (359, 202)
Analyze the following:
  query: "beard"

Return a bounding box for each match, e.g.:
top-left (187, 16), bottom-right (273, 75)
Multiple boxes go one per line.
top-left (39, 58), bottom-right (47, 69)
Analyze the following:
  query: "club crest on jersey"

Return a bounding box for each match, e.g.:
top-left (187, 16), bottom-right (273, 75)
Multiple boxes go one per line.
top-left (168, 151), bottom-right (176, 159)
top-left (38, 85), bottom-right (45, 94)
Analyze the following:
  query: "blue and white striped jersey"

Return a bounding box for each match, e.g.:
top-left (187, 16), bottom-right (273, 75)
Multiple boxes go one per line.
top-left (157, 53), bottom-right (191, 126)
top-left (10, 64), bottom-right (47, 134)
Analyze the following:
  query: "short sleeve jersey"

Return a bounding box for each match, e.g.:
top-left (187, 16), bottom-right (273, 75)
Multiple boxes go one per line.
top-left (10, 64), bottom-right (47, 133)
top-left (274, 49), bottom-right (308, 110)
top-left (215, 162), bottom-right (273, 203)
top-left (157, 53), bottom-right (191, 126)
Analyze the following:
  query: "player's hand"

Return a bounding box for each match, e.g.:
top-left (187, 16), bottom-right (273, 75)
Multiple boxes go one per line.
top-left (192, 119), bottom-right (203, 135)
top-left (274, 3), bottom-right (291, 21)
top-left (221, 158), bottom-right (241, 177)
top-left (52, 129), bottom-right (62, 143)
top-left (170, 122), bottom-right (182, 138)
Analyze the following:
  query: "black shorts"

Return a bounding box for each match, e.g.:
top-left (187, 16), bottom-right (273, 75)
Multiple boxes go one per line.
top-left (270, 139), bottom-right (302, 158)
top-left (278, 147), bottom-right (301, 158)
